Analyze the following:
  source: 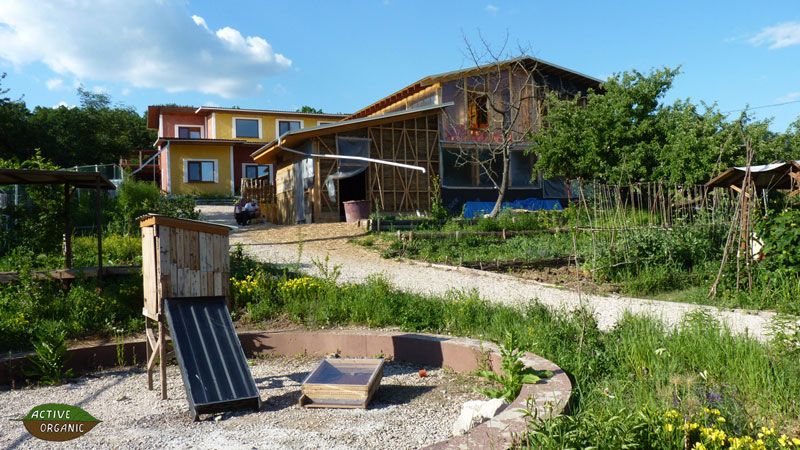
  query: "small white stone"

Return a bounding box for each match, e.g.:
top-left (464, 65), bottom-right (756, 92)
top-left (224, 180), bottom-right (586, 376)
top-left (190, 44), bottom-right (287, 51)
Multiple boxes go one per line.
top-left (477, 398), bottom-right (508, 420)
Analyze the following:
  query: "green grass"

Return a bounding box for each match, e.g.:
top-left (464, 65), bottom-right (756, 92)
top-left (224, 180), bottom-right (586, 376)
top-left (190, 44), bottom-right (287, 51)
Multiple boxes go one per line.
top-left (233, 258), bottom-right (800, 447)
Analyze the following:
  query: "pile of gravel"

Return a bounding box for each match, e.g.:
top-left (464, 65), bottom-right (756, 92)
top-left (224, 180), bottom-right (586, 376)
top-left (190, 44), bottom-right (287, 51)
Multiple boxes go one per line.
top-left (0, 355), bottom-right (480, 449)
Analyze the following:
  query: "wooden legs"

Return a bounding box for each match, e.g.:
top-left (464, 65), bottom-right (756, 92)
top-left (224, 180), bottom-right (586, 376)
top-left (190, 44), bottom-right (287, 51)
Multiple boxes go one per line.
top-left (145, 315), bottom-right (171, 399)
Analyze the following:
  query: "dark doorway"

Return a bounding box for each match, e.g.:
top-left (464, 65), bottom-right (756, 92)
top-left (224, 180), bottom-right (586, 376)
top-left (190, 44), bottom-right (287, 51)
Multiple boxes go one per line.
top-left (338, 171), bottom-right (367, 221)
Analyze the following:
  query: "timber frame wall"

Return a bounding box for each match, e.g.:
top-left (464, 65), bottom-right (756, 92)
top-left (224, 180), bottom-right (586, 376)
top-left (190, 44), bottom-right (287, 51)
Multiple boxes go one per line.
top-left (310, 112), bottom-right (441, 223)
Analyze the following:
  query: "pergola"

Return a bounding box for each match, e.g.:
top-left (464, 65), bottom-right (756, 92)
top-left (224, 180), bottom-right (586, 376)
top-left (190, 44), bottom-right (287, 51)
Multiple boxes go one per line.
top-left (0, 168), bottom-right (116, 274)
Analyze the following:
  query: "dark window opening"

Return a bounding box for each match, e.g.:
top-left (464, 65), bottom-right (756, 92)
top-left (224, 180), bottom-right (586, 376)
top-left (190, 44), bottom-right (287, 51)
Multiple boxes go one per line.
top-left (178, 126), bottom-right (202, 139)
top-left (468, 92), bottom-right (489, 129)
top-left (278, 120), bottom-right (301, 136)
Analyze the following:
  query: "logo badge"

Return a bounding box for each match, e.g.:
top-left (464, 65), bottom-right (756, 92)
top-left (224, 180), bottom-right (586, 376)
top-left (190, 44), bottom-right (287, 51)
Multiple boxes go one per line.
top-left (10, 403), bottom-right (101, 441)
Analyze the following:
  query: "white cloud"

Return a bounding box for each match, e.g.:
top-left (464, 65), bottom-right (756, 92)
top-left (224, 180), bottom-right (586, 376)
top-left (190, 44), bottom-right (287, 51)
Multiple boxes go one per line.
top-left (45, 78), bottom-right (63, 90)
top-left (486, 4), bottom-right (499, 14)
top-left (121, 87), bottom-right (131, 96)
top-left (0, 0), bottom-right (292, 98)
top-left (777, 91), bottom-right (800, 103)
top-left (749, 21), bottom-right (800, 49)
top-left (53, 101), bottom-right (74, 109)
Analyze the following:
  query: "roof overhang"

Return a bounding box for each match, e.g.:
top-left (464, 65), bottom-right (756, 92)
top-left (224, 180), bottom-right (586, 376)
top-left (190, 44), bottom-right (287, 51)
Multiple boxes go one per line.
top-left (155, 138), bottom-right (265, 147)
top-left (706, 160), bottom-right (800, 190)
top-left (347, 56), bottom-right (603, 120)
top-left (251, 102), bottom-right (451, 163)
top-left (0, 168), bottom-right (116, 189)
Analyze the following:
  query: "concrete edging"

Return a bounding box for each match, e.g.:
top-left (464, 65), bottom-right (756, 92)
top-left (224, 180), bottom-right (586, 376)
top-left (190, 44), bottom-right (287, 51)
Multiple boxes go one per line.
top-left (0, 329), bottom-right (570, 449)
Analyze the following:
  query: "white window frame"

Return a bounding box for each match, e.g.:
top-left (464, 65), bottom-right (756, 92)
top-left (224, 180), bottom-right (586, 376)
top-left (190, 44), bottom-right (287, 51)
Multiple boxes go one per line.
top-left (232, 116), bottom-right (262, 139)
top-left (174, 123), bottom-right (205, 139)
top-left (275, 119), bottom-right (302, 137)
top-left (184, 158), bottom-right (218, 183)
top-left (241, 163), bottom-right (273, 183)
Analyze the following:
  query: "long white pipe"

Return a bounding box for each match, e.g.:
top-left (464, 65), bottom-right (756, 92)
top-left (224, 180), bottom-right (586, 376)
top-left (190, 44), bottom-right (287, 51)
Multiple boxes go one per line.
top-left (131, 144), bottom-right (166, 175)
top-left (277, 143), bottom-right (426, 173)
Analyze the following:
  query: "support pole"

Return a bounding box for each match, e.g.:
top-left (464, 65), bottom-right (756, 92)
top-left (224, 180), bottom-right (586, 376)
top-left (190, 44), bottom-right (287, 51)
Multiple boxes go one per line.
top-left (159, 316), bottom-right (167, 399)
top-left (145, 317), bottom-right (153, 391)
top-left (64, 183), bottom-right (72, 269)
top-left (96, 179), bottom-right (103, 285)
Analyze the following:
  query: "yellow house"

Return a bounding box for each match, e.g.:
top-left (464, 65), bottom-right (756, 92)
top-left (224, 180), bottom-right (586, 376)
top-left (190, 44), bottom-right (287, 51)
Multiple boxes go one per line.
top-left (147, 106), bottom-right (346, 195)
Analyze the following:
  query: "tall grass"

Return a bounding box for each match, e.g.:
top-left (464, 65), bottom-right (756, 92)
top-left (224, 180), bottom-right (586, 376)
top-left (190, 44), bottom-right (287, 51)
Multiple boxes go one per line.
top-left (235, 262), bottom-right (800, 444)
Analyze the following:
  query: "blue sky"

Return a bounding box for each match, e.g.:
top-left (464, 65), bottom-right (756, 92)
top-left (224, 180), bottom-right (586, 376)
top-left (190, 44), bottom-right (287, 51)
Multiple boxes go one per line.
top-left (1, 1), bottom-right (799, 131)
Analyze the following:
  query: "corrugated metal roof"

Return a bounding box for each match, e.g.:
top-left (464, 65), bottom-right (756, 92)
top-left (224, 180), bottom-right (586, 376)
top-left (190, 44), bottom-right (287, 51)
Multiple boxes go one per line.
top-left (706, 160), bottom-right (800, 189)
top-left (164, 296), bottom-right (261, 419)
top-left (0, 168), bottom-right (116, 190)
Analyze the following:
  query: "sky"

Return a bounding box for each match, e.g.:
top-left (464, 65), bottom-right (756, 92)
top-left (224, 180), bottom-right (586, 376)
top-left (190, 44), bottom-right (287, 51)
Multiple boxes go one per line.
top-left (0, 0), bottom-right (799, 132)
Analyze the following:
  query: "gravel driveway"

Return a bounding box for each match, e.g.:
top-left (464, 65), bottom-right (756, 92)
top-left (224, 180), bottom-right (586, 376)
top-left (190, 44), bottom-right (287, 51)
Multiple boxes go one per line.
top-left (199, 205), bottom-right (782, 341)
top-left (0, 356), bottom-right (475, 449)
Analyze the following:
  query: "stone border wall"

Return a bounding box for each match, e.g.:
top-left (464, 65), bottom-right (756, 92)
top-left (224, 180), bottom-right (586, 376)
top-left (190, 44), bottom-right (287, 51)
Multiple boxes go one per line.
top-left (0, 329), bottom-right (570, 448)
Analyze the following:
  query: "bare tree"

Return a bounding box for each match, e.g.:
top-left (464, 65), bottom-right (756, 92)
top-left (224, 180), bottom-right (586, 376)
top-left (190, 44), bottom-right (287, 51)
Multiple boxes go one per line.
top-left (443, 35), bottom-right (540, 217)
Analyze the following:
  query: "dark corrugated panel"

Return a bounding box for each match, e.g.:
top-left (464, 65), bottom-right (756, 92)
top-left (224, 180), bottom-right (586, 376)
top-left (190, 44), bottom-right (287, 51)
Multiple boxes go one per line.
top-left (164, 296), bottom-right (261, 419)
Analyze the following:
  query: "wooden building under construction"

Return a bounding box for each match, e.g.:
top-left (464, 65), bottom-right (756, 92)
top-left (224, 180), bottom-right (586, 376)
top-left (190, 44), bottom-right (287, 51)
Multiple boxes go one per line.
top-left (251, 57), bottom-right (601, 224)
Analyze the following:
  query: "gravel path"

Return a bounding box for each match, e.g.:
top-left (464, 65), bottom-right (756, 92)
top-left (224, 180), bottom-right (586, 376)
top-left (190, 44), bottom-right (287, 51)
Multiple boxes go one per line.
top-left (0, 356), bottom-right (477, 449)
top-left (200, 206), bottom-right (784, 342)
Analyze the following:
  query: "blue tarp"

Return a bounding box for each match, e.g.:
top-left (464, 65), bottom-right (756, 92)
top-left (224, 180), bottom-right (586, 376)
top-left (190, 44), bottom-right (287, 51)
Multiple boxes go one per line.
top-left (462, 198), bottom-right (563, 218)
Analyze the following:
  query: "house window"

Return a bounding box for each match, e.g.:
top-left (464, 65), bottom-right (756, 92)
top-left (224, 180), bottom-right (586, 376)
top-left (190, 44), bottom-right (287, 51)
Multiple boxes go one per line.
top-left (278, 120), bottom-right (301, 136)
top-left (187, 160), bottom-right (215, 182)
top-left (441, 148), bottom-right (473, 187)
top-left (510, 151), bottom-right (540, 188)
top-left (468, 92), bottom-right (489, 129)
top-left (234, 118), bottom-right (261, 138)
top-left (317, 120), bottom-right (335, 126)
top-left (177, 126), bottom-right (202, 139)
top-left (244, 164), bottom-right (271, 179)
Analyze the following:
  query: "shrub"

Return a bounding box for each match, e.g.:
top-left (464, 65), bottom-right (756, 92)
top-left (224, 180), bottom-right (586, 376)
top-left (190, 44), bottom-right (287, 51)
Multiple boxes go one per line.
top-left (109, 179), bottom-right (198, 235)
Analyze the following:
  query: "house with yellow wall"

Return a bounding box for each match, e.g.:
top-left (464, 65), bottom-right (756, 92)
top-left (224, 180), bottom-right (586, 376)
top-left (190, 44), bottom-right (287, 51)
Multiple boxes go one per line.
top-left (146, 106), bottom-right (346, 195)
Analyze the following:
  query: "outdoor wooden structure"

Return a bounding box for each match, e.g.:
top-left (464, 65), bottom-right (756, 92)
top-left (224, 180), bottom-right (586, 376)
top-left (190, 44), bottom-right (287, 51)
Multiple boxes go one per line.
top-left (299, 358), bottom-right (384, 409)
top-left (240, 177), bottom-right (277, 223)
top-left (0, 168), bottom-right (115, 273)
top-left (139, 214), bottom-right (232, 399)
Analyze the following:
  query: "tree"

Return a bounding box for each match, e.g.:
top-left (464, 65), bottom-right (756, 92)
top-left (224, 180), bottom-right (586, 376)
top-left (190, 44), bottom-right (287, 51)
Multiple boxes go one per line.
top-left (528, 67), bottom-right (794, 186)
top-left (444, 36), bottom-right (541, 217)
top-left (0, 73), bottom-right (34, 161)
top-left (296, 105), bottom-right (324, 114)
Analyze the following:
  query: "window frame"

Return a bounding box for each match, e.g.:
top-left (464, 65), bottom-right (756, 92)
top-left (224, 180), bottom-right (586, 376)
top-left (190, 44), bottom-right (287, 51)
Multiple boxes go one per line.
top-left (174, 124), bottom-right (205, 139)
top-left (467, 91), bottom-right (489, 130)
top-left (242, 163), bottom-right (273, 182)
top-left (232, 117), bottom-right (262, 139)
top-left (184, 159), bottom-right (218, 183)
top-left (276, 119), bottom-right (302, 137)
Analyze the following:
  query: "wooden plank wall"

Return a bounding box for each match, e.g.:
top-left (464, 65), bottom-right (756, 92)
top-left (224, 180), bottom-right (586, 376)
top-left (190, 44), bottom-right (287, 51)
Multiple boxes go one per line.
top-left (142, 226), bottom-right (157, 319)
top-left (312, 112), bottom-right (440, 220)
top-left (146, 225), bottom-right (230, 309)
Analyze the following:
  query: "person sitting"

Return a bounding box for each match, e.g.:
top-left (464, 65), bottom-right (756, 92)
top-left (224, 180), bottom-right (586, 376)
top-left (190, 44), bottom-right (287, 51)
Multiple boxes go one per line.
top-left (234, 198), bottom-right (249, 226)
top-left (241, 200), bottom-right (260, 225)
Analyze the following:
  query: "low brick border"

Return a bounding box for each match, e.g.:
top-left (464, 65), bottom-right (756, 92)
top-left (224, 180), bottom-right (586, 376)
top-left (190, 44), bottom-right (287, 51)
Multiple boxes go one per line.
top-left (0, 329), bottom-right (570, 448)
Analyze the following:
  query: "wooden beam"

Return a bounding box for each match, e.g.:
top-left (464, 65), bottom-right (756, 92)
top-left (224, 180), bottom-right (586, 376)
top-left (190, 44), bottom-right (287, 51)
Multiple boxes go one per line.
top-left (96, 181), bottom-right (103, 285)
top-left (64, 183), bottom-right (72, 269)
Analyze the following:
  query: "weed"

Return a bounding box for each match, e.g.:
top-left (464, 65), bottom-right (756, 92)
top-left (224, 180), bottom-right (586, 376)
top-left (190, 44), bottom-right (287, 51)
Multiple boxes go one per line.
top-left (473, 331), bottom-right (552, 402)
top-left (25, 323), bottom-right (75, 385)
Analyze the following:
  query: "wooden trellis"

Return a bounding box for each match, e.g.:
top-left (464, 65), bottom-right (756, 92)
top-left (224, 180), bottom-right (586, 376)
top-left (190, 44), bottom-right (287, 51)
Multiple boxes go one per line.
top-left (310, 113), bottom-right (440, 222)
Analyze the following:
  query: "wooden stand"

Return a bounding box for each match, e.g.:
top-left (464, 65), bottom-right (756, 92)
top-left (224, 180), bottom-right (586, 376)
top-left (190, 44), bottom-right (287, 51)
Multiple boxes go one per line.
top-left (140, 214), bottom-right (232, 400)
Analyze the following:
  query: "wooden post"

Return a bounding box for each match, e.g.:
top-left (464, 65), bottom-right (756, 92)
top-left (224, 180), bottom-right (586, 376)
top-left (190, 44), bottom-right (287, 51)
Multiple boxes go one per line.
top-left (64, 183), bottom-right (72, 269)
top-left (96, 179), bottom-right (103, 284)
top-left (158, 317), bottom-right (167, 399)
top-left (145, 317), bottom-right (153, 390)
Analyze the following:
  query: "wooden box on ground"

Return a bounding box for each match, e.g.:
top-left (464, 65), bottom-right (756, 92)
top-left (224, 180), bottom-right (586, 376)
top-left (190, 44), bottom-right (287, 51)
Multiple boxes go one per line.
top-left (299, 358), bottom-right (384, 409)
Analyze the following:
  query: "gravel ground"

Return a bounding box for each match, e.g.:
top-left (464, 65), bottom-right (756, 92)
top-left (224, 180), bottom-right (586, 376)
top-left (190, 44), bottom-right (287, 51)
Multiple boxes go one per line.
top-left (0, 356), bottom-right (477, 449)
top-left (199, 205), bottom-right (784, 341)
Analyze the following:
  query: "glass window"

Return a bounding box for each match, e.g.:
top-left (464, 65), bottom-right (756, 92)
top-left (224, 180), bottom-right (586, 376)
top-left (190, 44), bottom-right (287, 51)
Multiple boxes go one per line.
top-left (441, 148), bottom-right (473, 187)
top-left (187, 161), bottom-right (215, 182)
top-left (235, 119), bottom-right (260, 138)
top-left (468, 92), bottom-right (489, 129)
top-left (244, 164), bottom-right (270, 179)
top-left (477, 150), bottom-right (504, 187)
top-left (510, 151), bottom-right (540, 187)
top-left (278, 120), bottom-right (301, 136)
top-left (178, 126), bottom-right (202, 139)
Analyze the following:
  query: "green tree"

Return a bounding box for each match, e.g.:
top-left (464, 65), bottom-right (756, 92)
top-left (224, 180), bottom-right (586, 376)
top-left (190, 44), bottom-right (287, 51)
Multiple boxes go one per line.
top-left (296, 105), bottom-right (324, 113)
top-left (0, 73), bottom-right (34, 161)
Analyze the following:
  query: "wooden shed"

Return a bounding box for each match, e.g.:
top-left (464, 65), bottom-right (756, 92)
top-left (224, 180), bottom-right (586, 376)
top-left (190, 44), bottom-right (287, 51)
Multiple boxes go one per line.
top-left (139, 214), bottom-right (233, 399)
